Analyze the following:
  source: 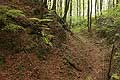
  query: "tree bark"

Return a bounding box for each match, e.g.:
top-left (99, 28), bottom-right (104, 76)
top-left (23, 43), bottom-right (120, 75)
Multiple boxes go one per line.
top-left (43, 0), bottom-right (47, 8)
top-left (70, 0), bottom-right (72, 27)
top-left (116, 0), bottom-right (119, 7)
top-left (52, 0), bottom-right (56, 10)
top-left (113, 0), bottom-right (115, 7)
top-left (87, 0), bottom-right (90, 32)
top-left (79, 0), bottom-right (81, 19)
top-left (100, 0), bottom-right (103, 15)
top-left (83, 0), bottom-right (85, 19)
top-left (77, 0), bottom-right (79, 17)
top-left (89, 0), bottom-right (92, 32)
top-left (95, 0), bottom-right (97, 20)
top-left (63, 0), bottom-right (70, 21)
top-left (60, 0), bottom-right (62, 16)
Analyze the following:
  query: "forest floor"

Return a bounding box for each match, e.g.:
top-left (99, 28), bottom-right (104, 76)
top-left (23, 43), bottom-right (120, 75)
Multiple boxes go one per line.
top-left (0, 32), bottom-right (111, 80)
top-left (73, 33), bottom-right (111, 80)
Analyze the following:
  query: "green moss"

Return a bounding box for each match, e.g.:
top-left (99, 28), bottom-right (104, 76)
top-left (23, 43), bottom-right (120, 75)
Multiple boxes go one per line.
top-left (0, 6), bottom-right (9, 21)
top-left (0, 5), bottom-right (10, 14)
top-left (28, 18), bottom-right (41, 22)
top-left (2, 23), bottom-right (25, 32)
top-left (6, 9), bottom-right (25, 18)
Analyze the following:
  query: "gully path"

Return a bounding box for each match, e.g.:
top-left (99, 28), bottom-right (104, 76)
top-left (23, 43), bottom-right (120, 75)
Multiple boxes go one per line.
top-left (72, 33), bottom-right (110, 80)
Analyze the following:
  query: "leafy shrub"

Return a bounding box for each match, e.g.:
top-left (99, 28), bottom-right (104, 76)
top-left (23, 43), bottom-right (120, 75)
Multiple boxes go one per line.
top-left (96, 4), bottom-right (120, 43)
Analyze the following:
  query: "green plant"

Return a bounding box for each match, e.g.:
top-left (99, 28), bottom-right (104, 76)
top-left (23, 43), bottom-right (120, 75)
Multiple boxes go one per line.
top-left (112, 74), bottom-right (120, 80)
top-left (2, 23), bottom-right (25, 32)
top-left (0, 5), bottom-right (10, 14)
top-left (41, 31), bottom-right (52, 46)
top-left (6, 9), bottom-right (25, 18)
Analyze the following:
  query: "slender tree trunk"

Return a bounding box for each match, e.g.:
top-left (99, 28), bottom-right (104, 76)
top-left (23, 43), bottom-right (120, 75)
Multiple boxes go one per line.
top-left (116, 0), bottom-right (119, 7)
top-left (87, 0), bottom-right (90, 32)
top-left (97, 0), bottom-right (100, 15)
top-left (108, 0), bottom-right (111, 13)
top-left (89, 0), bottom-right (92, 32)
top-left (60, 0), bottom-right (62, 16)
top-left (49, 0), bottom-right (51, 9)
top-left (77, 0), bottom-right (79, 21)
top-left (43, 0), bottom-right (47, 8)
top-left (113, 0), bottom-right (115, 7)
top-left (52, 0), bottom-right (56, 10)
top-left (79, 0), bottom-right (81, 19)
top-left (57, 0), bottom-right (60, 14)
top-left (100, 0), bottom-right (103, 15)
top-left (70, 0), bottom-right (72, 27)
top-left (95, 0), bottom-right (97, 20)
top-left (63, 0), bottom-right (70, 21)
top-left (83, 0), bottom-right (85, 19)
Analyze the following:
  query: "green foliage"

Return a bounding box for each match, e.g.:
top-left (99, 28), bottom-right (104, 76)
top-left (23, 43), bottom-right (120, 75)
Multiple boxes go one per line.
top-left (0, 6), bottom-right (25, 21)
top-left (0, 5), bottom-right (10, 14)
top-left (6, 9), bottom-right (25, 18)
top-left (112, 74), bottom-right (120, 80)
top-left (96, 4), bottom-right (120, 43)
top-left (41, 31), bottom-right (52, 46)
top-left (0, 6), bottom-right (25, 32)
top-left (103, 4), bottom-right (120, 26)
top-left (2, 23), bottom-right (25, 32)
top-left (69, 16), bottom-right (88, 32)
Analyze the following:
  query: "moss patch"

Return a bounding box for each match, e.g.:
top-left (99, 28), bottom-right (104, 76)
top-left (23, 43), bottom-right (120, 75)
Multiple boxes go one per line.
top-left (6, 9), bottom-right (25, 18)
top-left (2, 23), bottom-right (25, 32)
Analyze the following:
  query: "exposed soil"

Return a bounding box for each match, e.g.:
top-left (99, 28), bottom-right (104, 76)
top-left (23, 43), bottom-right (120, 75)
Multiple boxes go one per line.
top-left (0, 33), bottom-right (111, 80)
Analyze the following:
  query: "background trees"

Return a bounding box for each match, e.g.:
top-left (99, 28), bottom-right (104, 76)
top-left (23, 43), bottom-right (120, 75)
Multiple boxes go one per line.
top-left (46, 0), bottom-right (119, 32)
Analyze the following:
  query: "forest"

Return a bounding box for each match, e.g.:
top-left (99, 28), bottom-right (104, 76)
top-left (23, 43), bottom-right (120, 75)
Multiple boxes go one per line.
top-left (0, 0), bottom-right (120, 80)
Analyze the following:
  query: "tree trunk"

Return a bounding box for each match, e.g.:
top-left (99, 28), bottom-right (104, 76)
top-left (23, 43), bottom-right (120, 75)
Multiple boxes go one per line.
top-left (89, 0), bottom-right (92, 32)
top-left (95, 0), bottom-right (97, 20)
top-left (100, 0), bottom-right (103, 15)
top-left (97, 0), bottom-right (100, 15)
top-left (113, 0), bottom-right (115, 7)
top-left (83, 0), bottom-right (85, 19)
top-left (70, 0), bottom-right (72, 27)
top-left (60, 0), bottom-right (62, 16)
top-left (87, 0), bottom-right (90, 32)
top-left (63, 0), bottom-right (70, 21)
top-left (52, 0), bottom-right (56, 10)
top-left (77, 0), bottom-right (79, 23)
top-left (79, 0), bottom-right (81, 19)
top-left (116, 0), bottom-right (119, 7)
top-left (43, 0), bottom-right (47, 8)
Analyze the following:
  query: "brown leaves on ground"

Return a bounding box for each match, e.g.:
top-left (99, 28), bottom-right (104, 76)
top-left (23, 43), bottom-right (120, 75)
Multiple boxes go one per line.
top-left (0, 33), bottom-right (110, 80)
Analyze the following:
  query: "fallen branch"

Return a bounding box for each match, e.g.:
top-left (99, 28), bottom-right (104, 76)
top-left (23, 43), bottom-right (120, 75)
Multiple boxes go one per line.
top-left (65, 57), bottom-right (82, 72)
